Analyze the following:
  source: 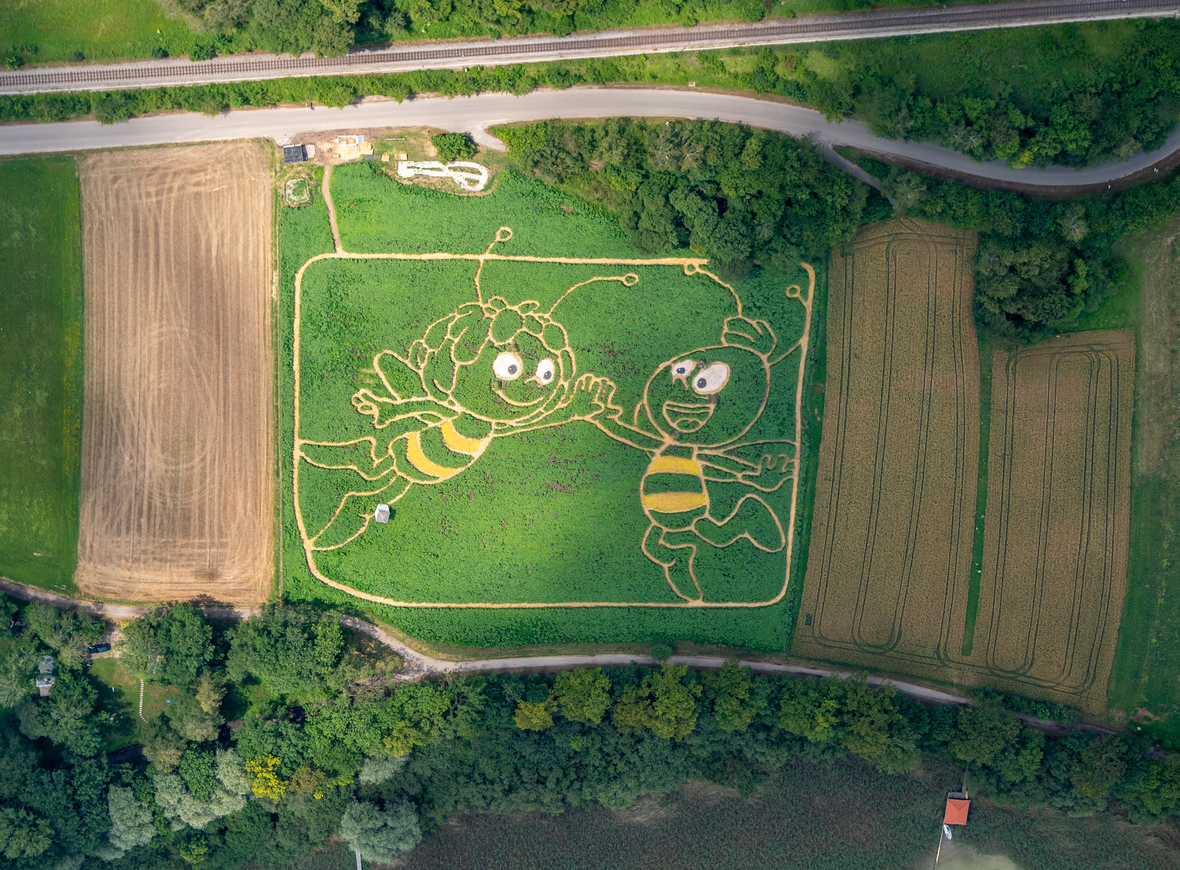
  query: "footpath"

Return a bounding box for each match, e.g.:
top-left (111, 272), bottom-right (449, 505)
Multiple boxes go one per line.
top-left (0, 576), bottom-right (1117, 740)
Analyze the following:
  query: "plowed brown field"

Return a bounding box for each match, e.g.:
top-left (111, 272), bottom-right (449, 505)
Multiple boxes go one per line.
top-left (793, 218), bottom-right (981, 670)
top-left (76, 143), bottom-right (274, 604)
top-left (977, 331), bottom-right (1133, 707)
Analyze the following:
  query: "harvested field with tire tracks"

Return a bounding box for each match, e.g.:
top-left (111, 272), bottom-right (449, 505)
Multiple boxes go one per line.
top-left (793, 218), bottom-right (981, 673)
top-left (977, 331), bottom-right (1133, 708)
top-left (76, 143), bottom-right (274, 604)
top-left (794, 218), bottom-right (1133, 711)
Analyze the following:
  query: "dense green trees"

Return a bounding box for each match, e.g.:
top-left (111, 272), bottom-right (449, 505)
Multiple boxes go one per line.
top-left (16, 669), bottom-right (102, 758)
top-left (498, 118), bottom-right (881, 276)
top-left (339, 800), bottom-right (421, 863)
top-left (431, 132), bottom-right (477, 162)
top-left (3, 599), bottom-right (1180, 868)
top-left (106, 786), bottom-right (155, 854)
top-left (225, 605), bottom-right (361, 698)
top-left (118, 604), bottom-right (214, 686)
top-left (22, 604), bottom-right (103, 670)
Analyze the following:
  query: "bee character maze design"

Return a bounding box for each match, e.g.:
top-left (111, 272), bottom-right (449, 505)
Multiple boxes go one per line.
top-left (292, 194), bottom-right (814, 609)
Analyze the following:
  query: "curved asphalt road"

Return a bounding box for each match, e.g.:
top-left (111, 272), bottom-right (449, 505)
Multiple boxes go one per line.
top-left (0, 87), bottom-right (1177, 189)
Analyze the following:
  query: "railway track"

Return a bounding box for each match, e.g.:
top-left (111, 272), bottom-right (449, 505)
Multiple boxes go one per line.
top-left (1, 0), bottom-right (1177, 95)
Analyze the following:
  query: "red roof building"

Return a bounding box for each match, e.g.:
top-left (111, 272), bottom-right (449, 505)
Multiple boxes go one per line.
top-left (943, 799), bottom-right (970, 826)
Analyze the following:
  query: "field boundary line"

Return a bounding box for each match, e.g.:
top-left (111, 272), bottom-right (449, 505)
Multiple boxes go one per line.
top-left (291, 237), bottom-right (814, 608)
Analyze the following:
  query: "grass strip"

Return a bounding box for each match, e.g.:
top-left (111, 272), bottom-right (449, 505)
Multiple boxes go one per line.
top-left (961, 333), bottom-right (992, 656)
top-left (0, 157), bottom-right (84, 594)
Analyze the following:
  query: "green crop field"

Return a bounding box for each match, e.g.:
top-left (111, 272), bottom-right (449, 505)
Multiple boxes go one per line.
top-left (279, 164), bottom-right (819, 651)
top-left (0, 158), bottom-right (84, 594)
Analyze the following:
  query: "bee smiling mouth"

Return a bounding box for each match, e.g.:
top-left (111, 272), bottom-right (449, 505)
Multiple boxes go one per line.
top-left (662, 400), bottom-right (714, 433)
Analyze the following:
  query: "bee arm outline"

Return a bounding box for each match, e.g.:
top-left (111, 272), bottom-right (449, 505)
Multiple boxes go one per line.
top-left (593, 414), bottom-right (662, 454)
top-left (352, 390), bottom-right (456, 427)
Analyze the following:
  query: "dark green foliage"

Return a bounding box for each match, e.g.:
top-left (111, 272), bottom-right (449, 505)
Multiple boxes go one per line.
top-left (179, 749), bottom-right (219, 802)
top-left (1, 646), bottom-right (1179, 869)
top-left (117, 604), bottom-right (214, 687)
top-left (17, 669), bottom-right (103, 757)
top-left (649, 643), bottom-right (673, 662)
top-left (497, 119), bottom-right (868, 265)
top-left (189, 42), bottom-right (216, 61)
top-left (225, 606), bottom-right (360, 700)
top-left (339, 799), bottom-right (421, 863)
top-left (977, 688), bottom-right (1083, 724)
top-left (21, 603), bottom-right (103, 670)
top-left (0, 639), bottom-right (40, 708)
top-left (431, 133), bottom-right (476, 162)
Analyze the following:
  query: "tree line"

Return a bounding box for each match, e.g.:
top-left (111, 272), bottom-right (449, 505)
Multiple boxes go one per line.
top-left (0, 594), bottom-right (1178, 869)
top-left (861, 156), bottom-right (1180, 342)
top-left (496, 118), bottom-right (889, 280)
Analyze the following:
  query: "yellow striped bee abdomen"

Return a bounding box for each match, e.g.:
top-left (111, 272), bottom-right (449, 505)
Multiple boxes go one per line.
top-left (641, 452), bottom-right (708, 530)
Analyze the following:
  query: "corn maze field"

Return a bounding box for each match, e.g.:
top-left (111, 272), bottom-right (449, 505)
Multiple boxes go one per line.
top-left (288, 166), bottom-right (815, 615)
top-left (793, 219), bottom-right (1133, 711)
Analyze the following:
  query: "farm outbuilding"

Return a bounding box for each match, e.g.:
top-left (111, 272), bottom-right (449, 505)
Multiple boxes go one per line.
top-left (943, 798), bottom-right (970, 825)
top-left (35, 655), bottom-right (55, 697)
top-left (283, 145), bottom-right (307, 164)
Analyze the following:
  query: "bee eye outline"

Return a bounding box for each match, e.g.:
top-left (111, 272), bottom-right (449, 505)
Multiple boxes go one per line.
top-left (671, 360), bottom-right (697, 384)
top-left (692, 362), bottom-right (730, 395)
top-left (533, 358), bottom-right (556, 384)
top-left (493, 351), bottom-right (524, 380)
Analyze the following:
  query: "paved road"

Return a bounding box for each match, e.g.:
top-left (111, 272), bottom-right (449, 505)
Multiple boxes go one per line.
top-left (1, 87), bottom-right (1176, 189)
top-left (1, 0), bottom-right (1176, 96)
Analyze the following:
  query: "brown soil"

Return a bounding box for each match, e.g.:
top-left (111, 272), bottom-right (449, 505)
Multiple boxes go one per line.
top-left (75, 143), bottom-right (275, 604)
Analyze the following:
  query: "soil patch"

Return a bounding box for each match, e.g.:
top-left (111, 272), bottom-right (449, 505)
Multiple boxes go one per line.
top-left (76, 143), bottom-right (274, 603)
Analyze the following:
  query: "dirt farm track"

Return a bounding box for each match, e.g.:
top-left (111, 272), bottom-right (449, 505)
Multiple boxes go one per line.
top-left (75, 144), bottom-right (274, 603)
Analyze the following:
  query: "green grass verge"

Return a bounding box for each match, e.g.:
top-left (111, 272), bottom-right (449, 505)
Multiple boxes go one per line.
top-left (0, 157), bottom-right (84, 595)
top-left (280, 163), bottom-right (818, 651)
top-left (89, 657), bottom-right (179, 751)
top-left (1100, 222), bottom-right (1180, 744)
top-left (0, 0), bottom-right (251, 64)
top-left (961, 332), bottom-right (993, 657)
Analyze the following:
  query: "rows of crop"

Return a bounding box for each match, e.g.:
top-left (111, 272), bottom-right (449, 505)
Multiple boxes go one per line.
top-left (793, 217), bottom-right (1135, 710)
top-left (281, 168), bottom-right (814, 647)
top-left (793, 218), bottom-right (980, 668)
top-left (975, 331), bottom-right (1134, 709)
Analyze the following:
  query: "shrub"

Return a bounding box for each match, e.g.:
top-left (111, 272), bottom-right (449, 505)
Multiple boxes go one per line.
top-left (431, 132), bottom-right (477, 162)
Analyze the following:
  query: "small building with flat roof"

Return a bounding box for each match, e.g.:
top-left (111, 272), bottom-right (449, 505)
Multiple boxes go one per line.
top-left (283, 144), bottom-right (307, 164)
top-left (35, 655), bottom-right (55, 697)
